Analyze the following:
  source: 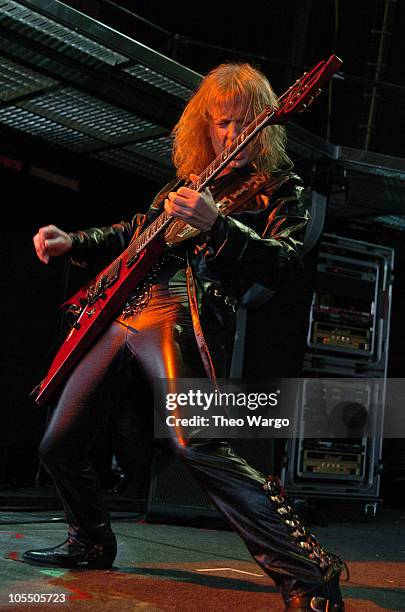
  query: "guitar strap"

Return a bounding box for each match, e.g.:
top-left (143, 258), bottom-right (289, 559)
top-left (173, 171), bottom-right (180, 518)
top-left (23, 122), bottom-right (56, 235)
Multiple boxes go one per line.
top-left (213, 171), bottom-right (290, 217)
top-left (184, 170), bottom-right (291, 382)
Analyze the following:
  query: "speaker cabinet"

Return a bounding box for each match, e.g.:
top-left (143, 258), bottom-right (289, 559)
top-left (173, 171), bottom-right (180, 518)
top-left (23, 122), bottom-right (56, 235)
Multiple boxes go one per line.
top-left (147, 439), bottom-right (275, 527)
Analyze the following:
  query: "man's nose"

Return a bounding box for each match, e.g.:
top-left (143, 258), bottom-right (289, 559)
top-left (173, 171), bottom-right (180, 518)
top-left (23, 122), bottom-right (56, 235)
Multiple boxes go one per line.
top-left (227, 121), bottom-right (240, 141)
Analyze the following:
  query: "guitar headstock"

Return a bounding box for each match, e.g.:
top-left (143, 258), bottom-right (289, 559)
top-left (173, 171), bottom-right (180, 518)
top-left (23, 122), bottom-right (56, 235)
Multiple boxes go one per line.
top-left (272, 55), bottom-right (343, 125)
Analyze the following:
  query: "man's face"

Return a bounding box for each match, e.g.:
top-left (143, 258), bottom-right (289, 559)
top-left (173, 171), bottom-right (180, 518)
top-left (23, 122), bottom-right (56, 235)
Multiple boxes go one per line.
top-left (208, 104), bottom-right (252, 174)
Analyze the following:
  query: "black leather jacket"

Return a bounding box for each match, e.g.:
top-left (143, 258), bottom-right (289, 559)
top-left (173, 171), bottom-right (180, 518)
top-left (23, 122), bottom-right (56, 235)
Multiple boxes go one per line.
top-left (69, 166), bottom-right (308, 377)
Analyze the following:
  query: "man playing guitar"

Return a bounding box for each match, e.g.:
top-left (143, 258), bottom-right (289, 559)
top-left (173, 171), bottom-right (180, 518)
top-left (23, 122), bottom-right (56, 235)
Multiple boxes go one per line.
top-left (26, 62), bottom-right (346, 612)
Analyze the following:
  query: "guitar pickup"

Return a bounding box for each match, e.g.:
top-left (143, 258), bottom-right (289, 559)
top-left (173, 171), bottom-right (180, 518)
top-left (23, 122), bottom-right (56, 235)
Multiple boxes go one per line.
top-left (126, 253), bottom-right (139, 268)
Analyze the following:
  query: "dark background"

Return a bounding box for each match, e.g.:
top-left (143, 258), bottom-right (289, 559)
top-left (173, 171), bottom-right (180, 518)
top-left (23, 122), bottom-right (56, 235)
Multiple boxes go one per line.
top-left (1, 0), bottom-right (404, 492)
top-left (71, 0), bottom-right (405, 157)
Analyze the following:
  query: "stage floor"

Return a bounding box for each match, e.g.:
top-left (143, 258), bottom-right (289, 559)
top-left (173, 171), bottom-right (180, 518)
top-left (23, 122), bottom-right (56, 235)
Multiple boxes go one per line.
top-left (1, 509), bottom-right (404, 611)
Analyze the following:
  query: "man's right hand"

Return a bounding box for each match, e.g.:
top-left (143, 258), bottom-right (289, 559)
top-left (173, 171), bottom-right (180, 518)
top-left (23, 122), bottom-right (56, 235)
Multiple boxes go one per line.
top-left (33, 225), bottom-right (73, 264)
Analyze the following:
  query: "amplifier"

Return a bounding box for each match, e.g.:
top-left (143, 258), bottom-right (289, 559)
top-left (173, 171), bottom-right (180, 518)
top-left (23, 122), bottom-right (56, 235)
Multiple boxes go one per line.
top-left (302, 449), bottom-right (363, 477)
top-left (305, 234), bottom-right (394, 372)
top-left (312, 321), bottom-right (370, 351)
top-left (297, 439), bottom-right (366, 481)
top-left (308, 249), bottom-right (380, 357)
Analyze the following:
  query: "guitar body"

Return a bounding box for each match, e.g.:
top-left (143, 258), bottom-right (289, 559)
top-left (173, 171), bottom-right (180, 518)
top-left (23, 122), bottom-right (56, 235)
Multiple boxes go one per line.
top-left (35, 235), bottom-right (165, 405)
top-left (33, 55), bottom-right (343, 406)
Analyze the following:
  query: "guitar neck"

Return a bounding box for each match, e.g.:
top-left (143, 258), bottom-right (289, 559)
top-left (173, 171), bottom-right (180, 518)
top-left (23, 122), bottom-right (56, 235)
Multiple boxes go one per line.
top-left (112, 54), bottom-right (343, 273)
top-left (188, 105), bottom-right (275, 192)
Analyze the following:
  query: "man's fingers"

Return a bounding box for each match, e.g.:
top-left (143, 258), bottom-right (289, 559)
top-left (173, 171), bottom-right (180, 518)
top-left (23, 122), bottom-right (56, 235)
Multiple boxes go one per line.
top-left (36, 227), bottom-right (52, 251)
top-left (167, 191), bottom-right (194, 209)
top-left (168, 189), bottom-right (190, 201)
top-left (33, 225), bottom-right (62, 263)
top-left (164, 199), bottom-right (191, 220)
top-left (33, 233), bottom-right (49, 264)
top-left (176, 186), bottom-right (196, 198)
top-left (39, 225), bottom-right (52, 237)
top-left (38, 224), bottom-right (59, 244)
top-left (44, 237), bottom-right (59, 248)
top-left (33, 233), bottom-right (46, 259)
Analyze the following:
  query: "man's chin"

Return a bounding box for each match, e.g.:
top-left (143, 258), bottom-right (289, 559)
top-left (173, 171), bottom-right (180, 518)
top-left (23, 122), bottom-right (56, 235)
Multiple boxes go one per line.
top-left (219, 158), bottom-right (249, 176)
top-left (230, 158), bottom-right (249, 169)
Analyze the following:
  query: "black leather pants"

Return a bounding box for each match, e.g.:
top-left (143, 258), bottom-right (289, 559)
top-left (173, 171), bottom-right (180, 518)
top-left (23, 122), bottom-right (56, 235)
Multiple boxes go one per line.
top-left (38, 269), bottom-right (336, 604)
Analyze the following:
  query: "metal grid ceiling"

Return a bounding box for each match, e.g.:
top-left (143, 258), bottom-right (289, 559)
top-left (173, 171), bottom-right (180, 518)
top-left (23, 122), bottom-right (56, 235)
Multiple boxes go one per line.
top-left (0, 0), bottom-right (200, 182)
top-left (1, 0), bottom-right (404, 204)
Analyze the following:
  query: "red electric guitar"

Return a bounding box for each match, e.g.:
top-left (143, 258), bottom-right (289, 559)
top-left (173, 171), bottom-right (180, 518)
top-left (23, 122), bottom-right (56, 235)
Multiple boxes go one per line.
top-left (33, 55), bottom-right (343, 405)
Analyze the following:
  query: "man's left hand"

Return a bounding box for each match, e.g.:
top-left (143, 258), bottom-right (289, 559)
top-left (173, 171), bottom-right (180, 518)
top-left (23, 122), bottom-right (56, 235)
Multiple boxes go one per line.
top-left (165, 174), bottom-right (219, 232)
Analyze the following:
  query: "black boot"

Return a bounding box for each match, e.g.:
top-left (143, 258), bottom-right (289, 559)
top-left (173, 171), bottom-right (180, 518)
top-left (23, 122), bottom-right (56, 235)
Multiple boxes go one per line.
top-left (285, 594), bottom-right (345, 611)
top-left (283, 561), bottom-right (346, 611)
top-left (23, 533), bottom-right (117, 569)
top-left (261, 477), bottom-right (347, 612)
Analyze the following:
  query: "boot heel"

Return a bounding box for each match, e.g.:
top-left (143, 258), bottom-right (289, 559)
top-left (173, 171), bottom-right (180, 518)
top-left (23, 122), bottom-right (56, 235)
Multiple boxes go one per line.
top-left (85, 541), bottom-right (117, 569)
top-left (86, 550), bottom-right (116, 569)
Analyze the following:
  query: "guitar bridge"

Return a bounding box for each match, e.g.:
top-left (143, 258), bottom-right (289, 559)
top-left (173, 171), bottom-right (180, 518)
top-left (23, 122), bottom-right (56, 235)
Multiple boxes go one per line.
top-left (86, 275), bottom-right (107, 304)
top-left (106, 258), bottom-right (122, 287)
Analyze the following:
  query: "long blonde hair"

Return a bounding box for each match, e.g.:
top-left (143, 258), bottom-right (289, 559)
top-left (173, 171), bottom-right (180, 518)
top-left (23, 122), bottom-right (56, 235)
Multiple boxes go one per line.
top-left (172, 63), bottom-right (291, 179)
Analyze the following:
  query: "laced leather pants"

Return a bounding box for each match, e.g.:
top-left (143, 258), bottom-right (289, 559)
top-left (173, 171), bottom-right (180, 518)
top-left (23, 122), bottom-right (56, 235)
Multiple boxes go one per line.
top-left (38, 266), bottom-right (332, 604)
